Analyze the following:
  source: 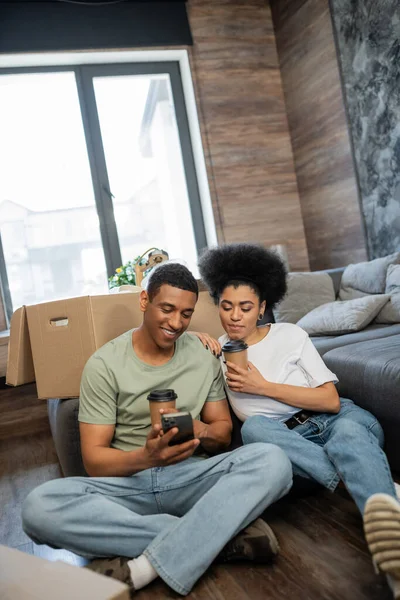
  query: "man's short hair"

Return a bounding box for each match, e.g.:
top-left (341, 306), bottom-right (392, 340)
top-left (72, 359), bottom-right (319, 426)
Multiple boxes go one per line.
top-left (146, 262), bottom-right (199, 301)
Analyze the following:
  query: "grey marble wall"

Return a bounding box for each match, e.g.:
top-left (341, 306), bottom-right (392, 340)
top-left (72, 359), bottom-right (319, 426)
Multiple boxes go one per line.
top-left (331, 0), bottom-right (400, 258)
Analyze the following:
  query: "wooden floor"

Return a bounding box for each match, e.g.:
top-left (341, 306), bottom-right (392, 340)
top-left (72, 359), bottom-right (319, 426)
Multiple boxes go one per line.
top-left (0, 382), bottom-right (392, 599)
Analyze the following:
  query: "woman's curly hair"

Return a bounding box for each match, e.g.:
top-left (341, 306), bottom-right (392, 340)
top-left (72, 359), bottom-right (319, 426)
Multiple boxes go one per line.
top-left (198, 243), bottom-right (287, 308)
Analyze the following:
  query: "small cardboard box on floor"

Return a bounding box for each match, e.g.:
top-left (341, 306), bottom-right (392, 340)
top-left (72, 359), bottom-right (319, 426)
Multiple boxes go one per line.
top-left (6, 291), bottom-right (223, 399)
top-left (0, 545), bottom-right (129, 600)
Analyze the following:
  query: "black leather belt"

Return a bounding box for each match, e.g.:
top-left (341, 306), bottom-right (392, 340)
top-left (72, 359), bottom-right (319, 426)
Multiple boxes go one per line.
top-left (284, 410), bottom-right (315, 430)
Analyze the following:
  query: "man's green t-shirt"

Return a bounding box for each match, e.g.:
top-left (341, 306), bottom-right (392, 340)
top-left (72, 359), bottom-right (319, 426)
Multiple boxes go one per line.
top-left (78, 330), bottom-right (225, 451)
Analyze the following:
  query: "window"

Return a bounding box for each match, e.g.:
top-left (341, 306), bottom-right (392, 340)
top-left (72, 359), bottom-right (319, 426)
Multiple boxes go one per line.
top-left (0, 56), bottom-right (211, 322)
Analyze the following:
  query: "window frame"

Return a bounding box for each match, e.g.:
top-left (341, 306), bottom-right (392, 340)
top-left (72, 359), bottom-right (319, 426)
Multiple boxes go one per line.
top-left (0, 50), bottom-right (216, 324)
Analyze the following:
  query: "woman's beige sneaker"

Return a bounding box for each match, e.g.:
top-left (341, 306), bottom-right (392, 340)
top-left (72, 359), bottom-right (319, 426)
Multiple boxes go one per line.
top-left (394, 482), bottom-right (400, 501)
top-left (387, 575), bottom-right (400, 599)
top-left (363, 493), bottom-right (400, 597)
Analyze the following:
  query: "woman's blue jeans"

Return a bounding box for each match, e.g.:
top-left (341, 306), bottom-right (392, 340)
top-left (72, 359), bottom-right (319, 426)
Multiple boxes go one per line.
top-left (241, 398), bottom-right (396, 514)
top-left (22, 443), bottom-right (292, 596)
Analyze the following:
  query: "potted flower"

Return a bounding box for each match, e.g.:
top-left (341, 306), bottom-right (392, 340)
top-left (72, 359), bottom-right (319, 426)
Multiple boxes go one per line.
top-left (108, 248), bottom-right (169, 293)
top-left (108, 259), bottom-right (141, 293)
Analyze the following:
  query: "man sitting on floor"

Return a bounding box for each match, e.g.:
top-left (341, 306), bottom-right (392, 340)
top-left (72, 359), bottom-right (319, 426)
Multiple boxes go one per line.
top-left (22, 262), bottom-right (292, 597)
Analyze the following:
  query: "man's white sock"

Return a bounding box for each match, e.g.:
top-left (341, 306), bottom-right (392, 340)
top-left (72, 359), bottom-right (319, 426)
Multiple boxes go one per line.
top-left (128, 555), bottom-right (158, 590)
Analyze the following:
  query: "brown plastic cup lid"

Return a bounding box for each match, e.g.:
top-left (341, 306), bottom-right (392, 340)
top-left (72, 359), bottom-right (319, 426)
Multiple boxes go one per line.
top-left (147, 389), bottom-right (177, 402)
top-left (221, 339), bottom-right (248, 353)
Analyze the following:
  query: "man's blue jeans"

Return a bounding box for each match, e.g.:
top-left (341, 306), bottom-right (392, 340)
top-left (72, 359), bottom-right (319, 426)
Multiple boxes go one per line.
top-left (22, 443), bottom-right (292, 596)
top-left (241, 398), bottom-right (396, 514)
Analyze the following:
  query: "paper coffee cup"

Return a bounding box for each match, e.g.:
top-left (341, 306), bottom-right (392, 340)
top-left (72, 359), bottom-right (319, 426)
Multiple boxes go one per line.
top-left (147, 389), bottom-right (177, 426)
top-left (221, 339), bottom-right (249, 373)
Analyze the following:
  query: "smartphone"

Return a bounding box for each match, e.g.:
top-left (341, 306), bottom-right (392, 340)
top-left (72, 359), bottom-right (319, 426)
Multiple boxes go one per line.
top-left (161, 412), bottom-right (194, 446)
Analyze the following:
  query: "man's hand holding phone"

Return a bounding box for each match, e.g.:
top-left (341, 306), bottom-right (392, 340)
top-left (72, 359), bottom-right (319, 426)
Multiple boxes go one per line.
top-left (143, 416), bottom-right (199, 468)
top-left (161, 411), bottom-right (197, 445)
top-left (160, 407), bottom-right (208, 440)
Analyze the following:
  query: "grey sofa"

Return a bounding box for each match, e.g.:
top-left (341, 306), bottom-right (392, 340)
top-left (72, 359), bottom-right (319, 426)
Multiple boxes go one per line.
top-left (310, 268), bottom-right (400, 472)
top-left (47, 266), bottom-right (400, 478)
top-left (310, 267), bottom-right (400, 355)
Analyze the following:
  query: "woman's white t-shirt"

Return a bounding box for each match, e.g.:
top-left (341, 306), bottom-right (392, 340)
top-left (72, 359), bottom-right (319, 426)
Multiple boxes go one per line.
top-left (219, 323), bottom-right (337, 423)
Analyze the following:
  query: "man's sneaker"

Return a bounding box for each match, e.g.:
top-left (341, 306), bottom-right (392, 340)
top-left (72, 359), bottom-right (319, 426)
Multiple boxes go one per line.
top-left (217, 517), bottom-right (279, 564)
top-left (363, 493), bottom-right (400, 586)
top-left (86, 557), bottom-right (135, 598)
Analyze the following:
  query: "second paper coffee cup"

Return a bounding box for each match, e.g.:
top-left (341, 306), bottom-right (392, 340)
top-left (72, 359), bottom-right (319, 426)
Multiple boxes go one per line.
top-left (221, 339), bottom-right (249, 373)
top-left (147, 389), bottom-right (177, 426)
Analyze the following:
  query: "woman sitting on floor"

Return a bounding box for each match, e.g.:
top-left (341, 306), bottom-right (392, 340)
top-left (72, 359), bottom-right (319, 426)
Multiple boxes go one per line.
top-left (195, 242), bottom-right (400, 599)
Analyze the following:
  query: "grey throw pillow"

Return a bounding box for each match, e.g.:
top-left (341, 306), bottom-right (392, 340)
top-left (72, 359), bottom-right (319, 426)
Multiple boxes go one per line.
top-left (273, 272), bottom-right (335, 324)
top-left (339, 253), bottom-right (400, 300)
top-left (375, 264), bottom-right (400, 324)
top-left (297, 295), bottom-right (390, 336)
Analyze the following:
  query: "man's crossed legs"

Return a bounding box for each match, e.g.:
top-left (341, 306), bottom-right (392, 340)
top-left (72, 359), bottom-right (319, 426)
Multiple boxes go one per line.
top-left (22, 443), bottom-right (292, 596)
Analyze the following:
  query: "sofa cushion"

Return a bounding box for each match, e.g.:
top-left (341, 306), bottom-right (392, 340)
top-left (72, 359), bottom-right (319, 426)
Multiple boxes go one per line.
top-left (297, 295), bottom-right (390, 336)
top-left (339, 252), bottom-right (400, 299)
top-left (311, 323), bottom-right (400, 355)
top-left (376, 264), bottom-right (400, 324)
top-left (273, 272), bottom-right (335, 324)
top-left (324, 268), bottom-right (344, 297)
top-left (323, 335), bottom-right (400, 472)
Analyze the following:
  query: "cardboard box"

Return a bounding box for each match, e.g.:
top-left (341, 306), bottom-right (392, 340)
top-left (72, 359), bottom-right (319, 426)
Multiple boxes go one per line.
top-left (6, 306), bottom-right (35, 386)
top-left (7, 291), bottom-right (223, 399)
top-left (0, 331), bottom-right (10, 377)
top-left (0, 545), bottom-right (130, 600)
top-left (189, 291), bottom-right (223, 340)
